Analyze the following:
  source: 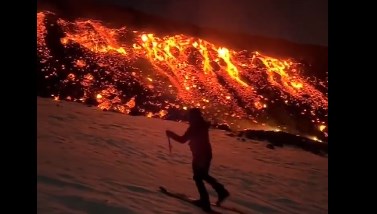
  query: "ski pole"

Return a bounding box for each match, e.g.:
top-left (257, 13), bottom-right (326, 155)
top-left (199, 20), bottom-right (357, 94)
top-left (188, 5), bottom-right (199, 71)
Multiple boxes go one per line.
top-left (168, 137), bottom-right (172, 154)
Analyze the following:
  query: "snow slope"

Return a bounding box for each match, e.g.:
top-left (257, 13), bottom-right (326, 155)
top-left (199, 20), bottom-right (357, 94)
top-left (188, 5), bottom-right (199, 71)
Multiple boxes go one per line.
top-left (37, 97), bottom-right (328, 214)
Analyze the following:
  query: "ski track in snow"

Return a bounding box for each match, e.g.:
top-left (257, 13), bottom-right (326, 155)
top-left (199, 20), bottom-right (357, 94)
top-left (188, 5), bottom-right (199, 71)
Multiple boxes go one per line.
top-left (37, 98), bottom-right (328, 214)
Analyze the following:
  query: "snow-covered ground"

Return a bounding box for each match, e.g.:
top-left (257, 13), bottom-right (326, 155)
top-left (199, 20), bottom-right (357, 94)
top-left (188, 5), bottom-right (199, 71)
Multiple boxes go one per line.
top-left (37, 97), bottom-right (328, 214)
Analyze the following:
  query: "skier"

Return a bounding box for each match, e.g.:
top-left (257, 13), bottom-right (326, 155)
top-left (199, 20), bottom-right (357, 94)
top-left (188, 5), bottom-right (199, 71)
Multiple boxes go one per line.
top-left (165, 108), bottom-right (230, 212)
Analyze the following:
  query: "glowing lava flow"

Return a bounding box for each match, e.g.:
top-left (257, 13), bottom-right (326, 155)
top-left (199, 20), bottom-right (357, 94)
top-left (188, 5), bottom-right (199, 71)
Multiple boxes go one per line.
top-left (37, 11), bottom-right (328, 138)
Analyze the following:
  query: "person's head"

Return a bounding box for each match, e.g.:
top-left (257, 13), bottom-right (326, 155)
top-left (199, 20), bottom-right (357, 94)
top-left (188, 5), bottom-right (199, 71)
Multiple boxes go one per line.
top-left (187, 108), bottom-right (203, 124)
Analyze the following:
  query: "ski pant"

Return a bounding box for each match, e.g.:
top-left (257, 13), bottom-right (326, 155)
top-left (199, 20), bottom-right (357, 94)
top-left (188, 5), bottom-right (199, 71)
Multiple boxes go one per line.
top-left (192, 159), bottom-right (225, 203)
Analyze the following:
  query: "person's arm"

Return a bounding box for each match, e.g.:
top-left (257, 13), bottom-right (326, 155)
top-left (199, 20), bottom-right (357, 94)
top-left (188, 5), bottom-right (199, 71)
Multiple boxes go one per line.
top-left (166, 127), bottom-right (191, 144)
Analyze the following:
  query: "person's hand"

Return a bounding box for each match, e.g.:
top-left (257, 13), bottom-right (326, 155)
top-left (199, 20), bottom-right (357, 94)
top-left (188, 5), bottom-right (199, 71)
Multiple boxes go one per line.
top-left (166, 130), bottom-right (173, 138)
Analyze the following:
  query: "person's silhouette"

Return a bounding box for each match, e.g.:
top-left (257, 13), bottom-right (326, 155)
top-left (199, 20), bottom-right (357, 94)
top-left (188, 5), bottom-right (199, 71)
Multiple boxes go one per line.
top-left (166, 108), bottom-right (230, 212)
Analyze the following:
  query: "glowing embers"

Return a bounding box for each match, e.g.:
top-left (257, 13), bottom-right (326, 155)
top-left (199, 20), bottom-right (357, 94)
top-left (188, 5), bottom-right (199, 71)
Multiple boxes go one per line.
top-left (37, 11), bottom-right (328, 137)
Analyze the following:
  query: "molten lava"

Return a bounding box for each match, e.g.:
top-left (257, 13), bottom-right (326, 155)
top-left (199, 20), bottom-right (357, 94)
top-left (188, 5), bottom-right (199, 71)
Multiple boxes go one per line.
top-left (37, 11), bottom-right (328, 139)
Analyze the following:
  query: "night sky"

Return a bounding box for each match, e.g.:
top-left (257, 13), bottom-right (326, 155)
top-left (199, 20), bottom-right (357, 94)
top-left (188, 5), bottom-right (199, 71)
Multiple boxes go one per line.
top-left (100, 0), bottom-right (328, 46)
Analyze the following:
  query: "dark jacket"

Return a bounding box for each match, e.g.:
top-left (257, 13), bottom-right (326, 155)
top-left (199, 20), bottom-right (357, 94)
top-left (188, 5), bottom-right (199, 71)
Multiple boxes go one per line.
top-left (169, 119), bottom-right (212, 163)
